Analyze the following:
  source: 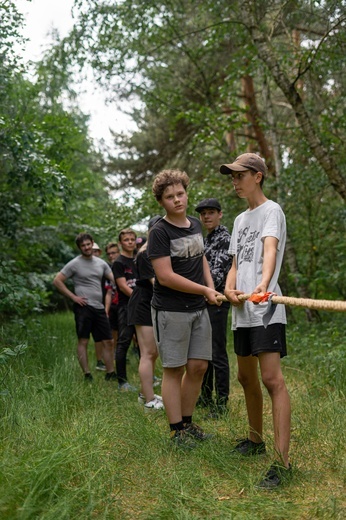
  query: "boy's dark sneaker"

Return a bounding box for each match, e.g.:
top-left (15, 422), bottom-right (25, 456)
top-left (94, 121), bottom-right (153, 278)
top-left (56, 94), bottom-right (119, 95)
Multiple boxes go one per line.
top-left (105, 371), bottom-right (117, 381)
top-left (256, 462), bottom-right (292, 489)
top-left (84, 373), bottom-right (93, 382)
top-left (232, 438), bottom-right (266, 456)
top-left (184, 422), bottom-right (213, 441)
top-left (170, 429), bottom-right (196, 449)
top-left (96, 360), bottom-right (106, 371)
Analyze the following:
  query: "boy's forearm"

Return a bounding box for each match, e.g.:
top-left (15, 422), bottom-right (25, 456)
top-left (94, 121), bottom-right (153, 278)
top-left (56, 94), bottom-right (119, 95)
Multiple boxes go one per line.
top-left (105, 290), bottom-right (112, 314)
top-left (224, 259), bottom-right (237, 291)
top-left (116, 277), bottom-right (133, 297)
top-left (260, 263), bottom-right (276, 289)
top-left (224, 260), bottom-right (243, 305)
top-left (259, 238), bottom-right (278, 290)
top-left (159, 270), bottom-right (209, 296)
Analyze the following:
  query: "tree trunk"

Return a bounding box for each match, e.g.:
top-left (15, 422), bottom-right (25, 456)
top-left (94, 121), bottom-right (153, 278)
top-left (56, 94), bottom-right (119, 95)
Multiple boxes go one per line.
top-left (241, 74), bottom-right (274, 173)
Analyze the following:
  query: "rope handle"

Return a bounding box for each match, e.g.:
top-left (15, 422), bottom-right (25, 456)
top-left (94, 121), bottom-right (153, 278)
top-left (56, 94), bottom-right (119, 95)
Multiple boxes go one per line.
top-left (216, 293), bottom-right (346, 312)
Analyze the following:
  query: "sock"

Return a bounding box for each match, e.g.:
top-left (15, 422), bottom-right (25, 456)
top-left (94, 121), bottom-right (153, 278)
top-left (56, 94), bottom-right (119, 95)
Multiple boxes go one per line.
top-left (182, 416), bottom-right (192, 425)
top-left (169, 421), bottom-right (184, 432)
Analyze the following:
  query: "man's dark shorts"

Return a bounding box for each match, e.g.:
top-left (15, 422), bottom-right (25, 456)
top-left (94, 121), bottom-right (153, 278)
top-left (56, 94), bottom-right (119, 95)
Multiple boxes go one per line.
top-left (73, 304), bottom-right (113, 342)
top-left (233, 323), bottom-right (287, 358)
top-left (108, 304), bottom-right (118, 331)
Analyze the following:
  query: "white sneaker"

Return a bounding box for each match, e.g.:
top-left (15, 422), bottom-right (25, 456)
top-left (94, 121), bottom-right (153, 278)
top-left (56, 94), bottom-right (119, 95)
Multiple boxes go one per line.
top-left (138, 393), bottom-right (163, 405)
top-left (153, 376), bottom-right (162, 387)
top-left (144, 397), bottom-right (165, 410)
top-left (118, 382), bottom-right (137, 392)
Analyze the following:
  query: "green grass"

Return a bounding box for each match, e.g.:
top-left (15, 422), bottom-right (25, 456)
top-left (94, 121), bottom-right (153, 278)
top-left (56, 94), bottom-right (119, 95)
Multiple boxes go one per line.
top-left (0, 312), bottom-right (345, 519)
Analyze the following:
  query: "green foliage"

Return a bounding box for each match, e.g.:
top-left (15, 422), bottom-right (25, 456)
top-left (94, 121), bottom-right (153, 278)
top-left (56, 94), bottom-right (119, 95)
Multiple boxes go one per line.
top-left (0, 260), bottom-right (49, 317)
top-left (0, 343), bottom-right (27, 367)
top-left (0, 1), bottom-right (26, 65)
top-left (0, 43), bottom-right (71, 238)
top-left (288, 314), bottom-right (346, 394)
top-left (0, 2), bottom-right (128, 317)
top-left (282, 147), bottom-right (346, 300)
top-left (0, 342), bottom-right (27, 396)
top-left (0, 54), bottom-right (106, 316)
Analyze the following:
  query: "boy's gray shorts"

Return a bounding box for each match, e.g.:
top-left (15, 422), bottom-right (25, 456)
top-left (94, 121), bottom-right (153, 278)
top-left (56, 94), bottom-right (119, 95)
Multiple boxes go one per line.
top-left (151, 308), bottom-right (212, 368)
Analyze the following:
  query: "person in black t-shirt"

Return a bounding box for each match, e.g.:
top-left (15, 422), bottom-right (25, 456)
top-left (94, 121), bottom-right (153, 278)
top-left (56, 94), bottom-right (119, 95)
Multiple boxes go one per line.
top-left (128, 215), bottom-right (164, 410)
top-left (147, 169), bottom-right (223, 447)
top-left (112, 228), bottom-right (138, 391)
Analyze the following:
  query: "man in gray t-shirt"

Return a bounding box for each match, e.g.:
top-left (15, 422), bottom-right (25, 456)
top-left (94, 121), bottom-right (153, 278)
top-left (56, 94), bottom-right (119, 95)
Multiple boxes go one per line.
top-left (53, 232), bottom-right (117, 382)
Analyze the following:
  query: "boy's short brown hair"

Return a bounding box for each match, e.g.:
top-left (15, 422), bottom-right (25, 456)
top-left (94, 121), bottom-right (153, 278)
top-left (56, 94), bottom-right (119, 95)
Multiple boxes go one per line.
top-left (105, 242), bottom-right (120, 253)
top-left (152, 169), bottom-right (190, 201)
top-left (118, 228), bottom-right (137, 243)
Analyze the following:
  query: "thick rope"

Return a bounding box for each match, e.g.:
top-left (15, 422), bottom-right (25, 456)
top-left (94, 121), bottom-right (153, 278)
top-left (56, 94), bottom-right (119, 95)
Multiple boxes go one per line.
top-left (217, 293), bottom-right (346, 312)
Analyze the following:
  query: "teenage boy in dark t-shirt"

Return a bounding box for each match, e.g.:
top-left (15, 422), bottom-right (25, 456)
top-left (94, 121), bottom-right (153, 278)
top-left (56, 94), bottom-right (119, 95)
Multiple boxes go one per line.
top-left (112, 228), bottom-right (138, 391)
top-left (147, 169), bottom-right (223, 447)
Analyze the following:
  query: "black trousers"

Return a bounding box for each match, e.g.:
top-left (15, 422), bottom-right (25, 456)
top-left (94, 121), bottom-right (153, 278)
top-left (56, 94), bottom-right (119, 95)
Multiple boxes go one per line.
top-left (116, 305), bottom-right (135, 384)
top-left (200, 303), bottom-right (230, 404)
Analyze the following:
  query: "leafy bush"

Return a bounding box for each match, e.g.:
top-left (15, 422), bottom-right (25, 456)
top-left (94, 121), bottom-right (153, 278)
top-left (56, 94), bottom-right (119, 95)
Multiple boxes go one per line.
top-left (0, 260), bottom-right (49, 317)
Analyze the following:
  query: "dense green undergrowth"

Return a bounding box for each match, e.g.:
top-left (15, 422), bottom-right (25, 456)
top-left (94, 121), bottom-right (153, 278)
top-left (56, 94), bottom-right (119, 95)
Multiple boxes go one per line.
top-left (0, 312), bottom-right (345, 519)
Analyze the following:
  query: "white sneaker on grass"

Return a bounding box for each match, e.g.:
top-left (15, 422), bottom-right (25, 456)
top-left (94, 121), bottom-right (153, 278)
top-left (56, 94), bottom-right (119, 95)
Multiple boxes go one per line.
top-left (118, 382), bottom-right (137, 392)
top-left (144, 397), bottom-right (165, 410)
top-left (138, 393), bottom-right (163, 405)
